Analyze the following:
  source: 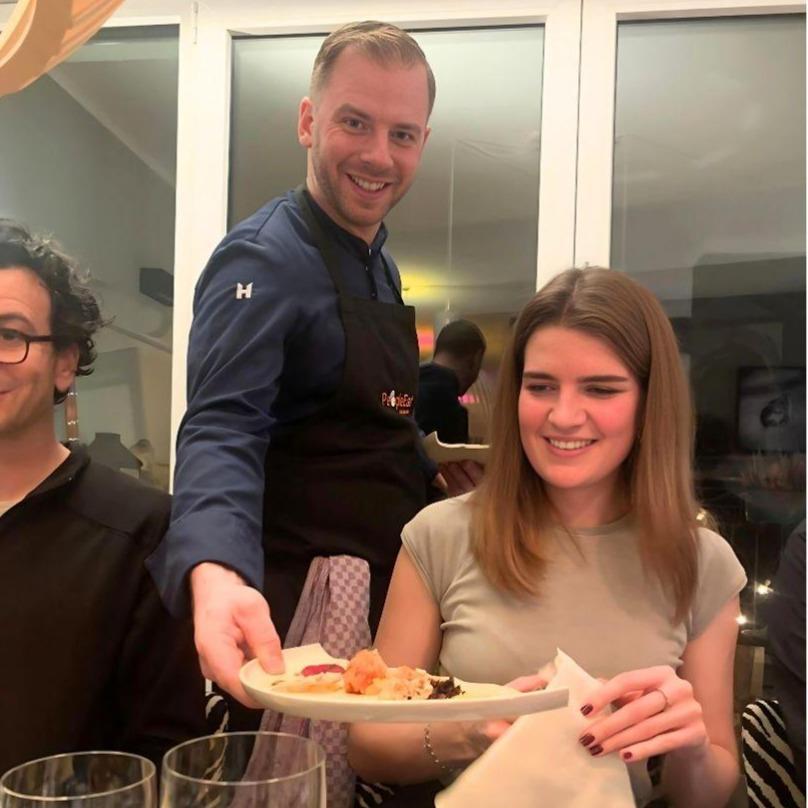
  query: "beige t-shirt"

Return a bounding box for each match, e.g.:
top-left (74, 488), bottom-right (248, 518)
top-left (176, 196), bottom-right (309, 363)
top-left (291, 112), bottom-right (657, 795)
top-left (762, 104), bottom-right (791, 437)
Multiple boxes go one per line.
top-left (402, 494), bottom-right (746, 685)
top-left (402, 495), bottom-right (746, 806)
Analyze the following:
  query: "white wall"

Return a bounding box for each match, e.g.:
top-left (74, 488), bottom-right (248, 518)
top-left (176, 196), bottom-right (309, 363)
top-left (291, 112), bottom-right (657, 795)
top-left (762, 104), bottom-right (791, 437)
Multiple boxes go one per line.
top-left (0, 74), bottom-right (176, 463)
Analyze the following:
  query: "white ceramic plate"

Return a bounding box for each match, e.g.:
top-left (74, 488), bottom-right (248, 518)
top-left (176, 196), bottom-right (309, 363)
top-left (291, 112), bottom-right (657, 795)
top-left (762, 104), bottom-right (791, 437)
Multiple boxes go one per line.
top-left (240, 645), bottom-right (568, 723)
top-left (422, 432), bottom-right (491, 465)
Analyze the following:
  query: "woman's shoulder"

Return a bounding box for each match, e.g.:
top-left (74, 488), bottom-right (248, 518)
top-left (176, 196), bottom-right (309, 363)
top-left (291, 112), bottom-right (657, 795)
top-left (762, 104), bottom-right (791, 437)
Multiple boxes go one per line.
top-left (688, 526), bottom-right (748, 637)
top-left (402, 493), bottom-right (475, 555)
top-left (695, 525), bottom-right (745, 576)
top-left (401, 494), bottom-right (477, 599)
top-left (406, 492), bottom-right (475, 532)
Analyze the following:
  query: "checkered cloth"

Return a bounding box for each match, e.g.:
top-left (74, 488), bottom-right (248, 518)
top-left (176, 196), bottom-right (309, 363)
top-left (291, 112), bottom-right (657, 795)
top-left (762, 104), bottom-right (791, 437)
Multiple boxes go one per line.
top-left (259, 556), bottom-right (372, 808)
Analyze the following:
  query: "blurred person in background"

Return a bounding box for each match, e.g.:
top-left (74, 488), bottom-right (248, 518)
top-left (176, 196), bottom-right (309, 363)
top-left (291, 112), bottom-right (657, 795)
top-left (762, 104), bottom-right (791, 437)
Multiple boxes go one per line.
top-left (416, 319), bottom-right (486, 444)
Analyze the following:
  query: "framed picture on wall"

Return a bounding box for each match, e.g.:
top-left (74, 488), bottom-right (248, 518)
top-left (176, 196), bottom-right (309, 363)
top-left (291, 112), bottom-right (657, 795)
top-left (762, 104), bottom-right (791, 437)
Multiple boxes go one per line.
top-left (737, 366), bottom-right (806, 453)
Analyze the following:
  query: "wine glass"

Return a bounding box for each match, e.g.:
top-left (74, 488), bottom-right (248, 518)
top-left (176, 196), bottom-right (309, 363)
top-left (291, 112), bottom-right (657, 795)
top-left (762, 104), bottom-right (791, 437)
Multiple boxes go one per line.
top-left (160, 732), bottom-right (325, 808)
top-left (0, 751), bottom-right (156, 808)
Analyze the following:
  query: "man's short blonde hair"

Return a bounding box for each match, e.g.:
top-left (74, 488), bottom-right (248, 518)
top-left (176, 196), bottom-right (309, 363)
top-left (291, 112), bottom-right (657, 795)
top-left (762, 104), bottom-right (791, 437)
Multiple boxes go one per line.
top-left (311, 20), bottom-right (436, 116)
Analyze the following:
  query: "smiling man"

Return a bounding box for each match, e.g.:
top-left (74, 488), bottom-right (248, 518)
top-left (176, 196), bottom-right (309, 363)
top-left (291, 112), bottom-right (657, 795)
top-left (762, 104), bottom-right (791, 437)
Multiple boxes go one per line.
top-left (0, 221), bottom-right (206, 774)
top-left (300, 44), bottom-right (428, 241)
top-left (147, 22), bottom-right (437, 748)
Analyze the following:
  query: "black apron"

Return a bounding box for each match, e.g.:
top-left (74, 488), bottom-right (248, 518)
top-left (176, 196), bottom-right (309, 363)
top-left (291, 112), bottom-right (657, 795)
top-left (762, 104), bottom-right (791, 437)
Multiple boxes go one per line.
top-left (260, 187), bottom-right (426, 644)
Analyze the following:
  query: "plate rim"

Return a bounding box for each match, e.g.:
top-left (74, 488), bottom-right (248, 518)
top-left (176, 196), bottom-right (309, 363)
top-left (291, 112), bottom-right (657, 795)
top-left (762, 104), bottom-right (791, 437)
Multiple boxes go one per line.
top-left (240, 658), bottom-right (569, 722)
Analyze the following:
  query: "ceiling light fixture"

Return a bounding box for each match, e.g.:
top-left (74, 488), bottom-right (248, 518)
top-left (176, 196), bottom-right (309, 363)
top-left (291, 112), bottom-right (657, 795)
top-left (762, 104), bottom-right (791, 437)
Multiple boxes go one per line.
top-left (0, 0), bottom-right (124, 96)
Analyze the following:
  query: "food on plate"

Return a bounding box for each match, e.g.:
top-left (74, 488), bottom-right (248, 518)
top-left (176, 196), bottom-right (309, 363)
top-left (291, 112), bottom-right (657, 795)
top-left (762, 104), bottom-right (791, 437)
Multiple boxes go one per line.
top-left (301, 664), bottom-right (345, 676)
top-left (343, 649), bottom-right (389, 694)
top-left (273, 647), bottom-right (464, 701)
top-left (428, 677), bottom-right (463, 700)
top-left (275, 668), bottom-right (345, 694)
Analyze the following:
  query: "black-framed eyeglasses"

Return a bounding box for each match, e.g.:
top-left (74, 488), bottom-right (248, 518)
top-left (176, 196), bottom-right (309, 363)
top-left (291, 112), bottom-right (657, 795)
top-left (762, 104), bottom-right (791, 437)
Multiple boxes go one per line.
top-left (0, 327), bottom-right (63, 365)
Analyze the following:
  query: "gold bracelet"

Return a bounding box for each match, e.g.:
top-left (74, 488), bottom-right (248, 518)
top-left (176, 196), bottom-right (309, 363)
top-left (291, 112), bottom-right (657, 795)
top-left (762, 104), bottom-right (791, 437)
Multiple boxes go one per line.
top-left (424, 723), bottom-right (455, 775)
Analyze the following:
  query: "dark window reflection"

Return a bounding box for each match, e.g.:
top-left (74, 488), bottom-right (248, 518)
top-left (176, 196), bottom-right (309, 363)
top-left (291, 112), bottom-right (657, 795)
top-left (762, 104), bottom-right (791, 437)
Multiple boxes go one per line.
top-left (611, 14), bottom-right (806, 661)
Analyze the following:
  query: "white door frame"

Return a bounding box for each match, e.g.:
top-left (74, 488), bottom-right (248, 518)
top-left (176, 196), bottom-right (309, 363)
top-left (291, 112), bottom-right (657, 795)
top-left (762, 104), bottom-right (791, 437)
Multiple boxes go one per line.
top-left (574, 0), bottom-right (806, 269)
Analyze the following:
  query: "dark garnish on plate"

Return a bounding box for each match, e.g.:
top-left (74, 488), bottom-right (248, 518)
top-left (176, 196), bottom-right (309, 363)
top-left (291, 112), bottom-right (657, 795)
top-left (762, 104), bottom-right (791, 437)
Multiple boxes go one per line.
top-left (428, 676), bottom-right (463, 699)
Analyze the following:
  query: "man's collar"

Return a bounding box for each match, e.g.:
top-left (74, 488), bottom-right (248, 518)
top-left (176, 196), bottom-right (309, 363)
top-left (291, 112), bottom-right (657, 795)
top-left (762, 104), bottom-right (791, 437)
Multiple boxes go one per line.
top-left (302, 187), bottom-right (389, 256)
top-left (25, 444), bottom-right (90, 499)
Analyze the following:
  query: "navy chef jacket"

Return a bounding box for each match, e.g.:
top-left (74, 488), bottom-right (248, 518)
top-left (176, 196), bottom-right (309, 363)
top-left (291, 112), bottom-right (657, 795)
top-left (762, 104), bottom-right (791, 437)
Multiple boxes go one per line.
top-left (147, 190), bottom-right (434, 616)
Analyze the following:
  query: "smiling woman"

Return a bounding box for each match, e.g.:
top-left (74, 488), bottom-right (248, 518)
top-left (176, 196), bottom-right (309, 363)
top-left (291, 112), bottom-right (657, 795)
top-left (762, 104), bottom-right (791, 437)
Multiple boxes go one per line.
top-left (347, 266), bottom-right (746, 808)
top-left (517, 326), bottom-right (641, 516)
top-left (476, 267), bottom-right (698, 616)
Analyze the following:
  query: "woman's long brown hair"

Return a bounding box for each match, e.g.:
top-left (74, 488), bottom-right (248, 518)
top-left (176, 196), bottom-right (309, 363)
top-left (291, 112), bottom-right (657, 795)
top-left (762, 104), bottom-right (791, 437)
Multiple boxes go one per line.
top-left (472, 268), bottom-right (701, 623)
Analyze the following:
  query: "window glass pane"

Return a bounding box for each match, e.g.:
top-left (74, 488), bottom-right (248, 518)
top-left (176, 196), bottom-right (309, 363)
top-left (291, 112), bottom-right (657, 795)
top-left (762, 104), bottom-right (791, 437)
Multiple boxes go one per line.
top-left (230, 27), bottom-right (543, 440)
top-left (612, 16), bottom-right (805, 637)
top-left (0, 26), bottom-right (179, 488)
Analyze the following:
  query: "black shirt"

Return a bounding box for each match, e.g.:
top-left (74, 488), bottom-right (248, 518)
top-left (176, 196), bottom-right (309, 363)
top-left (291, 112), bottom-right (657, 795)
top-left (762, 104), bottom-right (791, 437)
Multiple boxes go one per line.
top-left (0, 449), bottom-right (207, 774)
top-left (762, 523), bottom-right (806, 788)
top-left (415, 362), bottom-right (469, 444)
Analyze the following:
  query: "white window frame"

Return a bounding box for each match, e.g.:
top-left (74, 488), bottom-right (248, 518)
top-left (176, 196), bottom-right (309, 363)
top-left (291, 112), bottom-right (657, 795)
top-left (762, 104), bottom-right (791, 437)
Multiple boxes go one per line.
top-left (6, 0), bottom-right (800, 469)
top-left (574, 0), bottom-right (806, 269)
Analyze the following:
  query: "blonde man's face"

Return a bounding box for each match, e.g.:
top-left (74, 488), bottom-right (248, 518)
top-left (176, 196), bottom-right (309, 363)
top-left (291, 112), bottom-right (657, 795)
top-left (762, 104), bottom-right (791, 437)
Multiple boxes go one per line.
top-left (298, 48), bottom-right (431, 243)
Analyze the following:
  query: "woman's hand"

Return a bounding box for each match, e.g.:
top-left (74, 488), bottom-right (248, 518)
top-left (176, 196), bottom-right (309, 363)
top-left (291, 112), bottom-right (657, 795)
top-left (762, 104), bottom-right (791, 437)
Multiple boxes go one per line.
top-left (576, 666), bottom-right (709, 763)
top-left (460, 672), bottom-right (548, 757)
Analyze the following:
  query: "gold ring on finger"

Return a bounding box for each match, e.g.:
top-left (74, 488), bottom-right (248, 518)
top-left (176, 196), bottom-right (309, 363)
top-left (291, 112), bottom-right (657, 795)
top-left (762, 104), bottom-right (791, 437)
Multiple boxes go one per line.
top-left (649, 687), bottom-right (670, 713)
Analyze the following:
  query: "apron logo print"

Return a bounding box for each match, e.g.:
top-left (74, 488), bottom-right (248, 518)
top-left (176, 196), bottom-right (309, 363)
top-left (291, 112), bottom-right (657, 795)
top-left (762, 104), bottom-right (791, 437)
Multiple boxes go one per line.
top-left (236, 282), bottom-right (253, 300)
top-left (381, 389), bottom-right (414, 416)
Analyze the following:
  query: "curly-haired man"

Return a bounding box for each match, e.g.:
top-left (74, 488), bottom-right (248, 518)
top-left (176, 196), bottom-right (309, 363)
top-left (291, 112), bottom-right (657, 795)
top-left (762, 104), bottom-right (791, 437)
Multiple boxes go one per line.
top-left (0, 220), bottom-right (206, 774)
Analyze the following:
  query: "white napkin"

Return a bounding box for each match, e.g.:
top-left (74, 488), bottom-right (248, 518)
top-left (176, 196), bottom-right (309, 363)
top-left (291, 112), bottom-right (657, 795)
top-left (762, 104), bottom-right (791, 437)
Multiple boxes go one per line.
top-left (435, 650), bottom-right (635, 808)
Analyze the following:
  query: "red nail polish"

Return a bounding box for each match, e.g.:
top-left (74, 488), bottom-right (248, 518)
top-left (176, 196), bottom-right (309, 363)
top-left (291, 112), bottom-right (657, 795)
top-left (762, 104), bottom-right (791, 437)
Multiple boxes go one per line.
top-left (589, 744), bottom-right (603, 756)
top-left (580, 704), bottom-right (593, 716)
top-left (579, 734), bottom-right (594, 747)
top-left (622, 751), bottom-right (633, 761)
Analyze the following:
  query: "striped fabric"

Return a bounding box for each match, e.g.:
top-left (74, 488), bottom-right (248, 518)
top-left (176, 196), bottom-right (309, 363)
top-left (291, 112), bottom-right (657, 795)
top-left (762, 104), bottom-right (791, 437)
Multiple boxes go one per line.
top-left (742, 699), bottom-right (805, 808)
top-left (204, 689), bottom-right (229, 735)
top-left (354, 778), bottom-right (442, 807)
top-left (355, 780), bottom-right (396, 807)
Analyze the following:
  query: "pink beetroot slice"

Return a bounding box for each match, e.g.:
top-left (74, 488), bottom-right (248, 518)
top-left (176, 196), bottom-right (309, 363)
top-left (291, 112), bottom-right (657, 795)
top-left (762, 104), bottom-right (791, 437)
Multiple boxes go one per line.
top-left (301, 664), bottom-right (345, 676)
